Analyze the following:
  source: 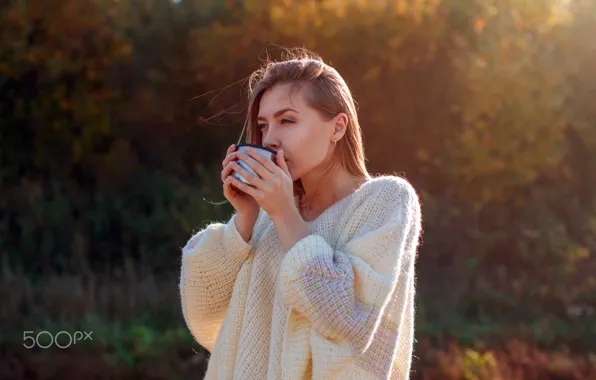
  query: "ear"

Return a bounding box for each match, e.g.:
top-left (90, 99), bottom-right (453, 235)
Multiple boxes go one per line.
top-left (332, 112), bottom-right (348, 140)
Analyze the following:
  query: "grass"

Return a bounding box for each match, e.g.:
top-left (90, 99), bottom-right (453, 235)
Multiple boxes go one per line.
top-left (2, 262), bottom-right (595, 379)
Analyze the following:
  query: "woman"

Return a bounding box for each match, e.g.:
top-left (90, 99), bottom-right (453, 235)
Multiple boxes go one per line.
top-left (179, 49), bottom-right (422, 380)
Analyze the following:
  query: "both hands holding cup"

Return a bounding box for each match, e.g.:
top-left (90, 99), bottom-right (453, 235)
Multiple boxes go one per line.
top-left (221, 144), bottom-right (295, 221)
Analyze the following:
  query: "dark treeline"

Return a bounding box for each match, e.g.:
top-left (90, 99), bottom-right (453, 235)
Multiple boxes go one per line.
top-left (1, 0), bottom-right (595, 360)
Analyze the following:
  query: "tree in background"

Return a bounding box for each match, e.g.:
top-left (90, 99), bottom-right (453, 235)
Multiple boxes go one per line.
top-left (0, 0), bottom-right (594, 350)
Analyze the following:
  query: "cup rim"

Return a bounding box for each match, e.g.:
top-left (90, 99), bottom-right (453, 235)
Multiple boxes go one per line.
top-left (235, 143), bottom-right (277, 156)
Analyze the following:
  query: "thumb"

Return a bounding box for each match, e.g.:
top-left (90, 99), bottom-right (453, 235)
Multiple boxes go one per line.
top-left (277, 149), bottom-right (289, 173)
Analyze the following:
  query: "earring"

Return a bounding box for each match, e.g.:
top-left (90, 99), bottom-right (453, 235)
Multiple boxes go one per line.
top-left (333, 138), bottom-right (337, 145)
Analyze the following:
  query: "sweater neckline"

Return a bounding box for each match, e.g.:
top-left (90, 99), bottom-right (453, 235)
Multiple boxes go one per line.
top-left (304, 176), bottom-right (372, 225)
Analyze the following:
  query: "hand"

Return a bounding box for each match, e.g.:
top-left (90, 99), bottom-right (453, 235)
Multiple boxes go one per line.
top-left (227, 147), bottom-right (296, 219)
top-left (221, 144), bottom-right (260, 221)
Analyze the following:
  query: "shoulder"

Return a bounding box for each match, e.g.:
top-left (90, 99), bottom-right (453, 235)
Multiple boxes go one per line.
top-left (365, 174), bottom-right (418, 196)
top-left (357, 174), bottom-right (420, 213)
top-left (342, 175), bottom-right (422, 234)
top-left (338, 175), bottom-right (422, 251)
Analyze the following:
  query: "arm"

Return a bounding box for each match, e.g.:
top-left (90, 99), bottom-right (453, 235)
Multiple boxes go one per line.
top-left (277, 179), bottom-right (422, 379)
top-left (179, 211), bottom-right (259, 352)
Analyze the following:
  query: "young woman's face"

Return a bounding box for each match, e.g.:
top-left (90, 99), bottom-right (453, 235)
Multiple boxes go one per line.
top-left (257, 83), bottom-right (343, 181)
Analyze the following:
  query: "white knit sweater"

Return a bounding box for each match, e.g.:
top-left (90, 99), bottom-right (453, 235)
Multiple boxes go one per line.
top-left (179, 175), bottom-right (422, 380)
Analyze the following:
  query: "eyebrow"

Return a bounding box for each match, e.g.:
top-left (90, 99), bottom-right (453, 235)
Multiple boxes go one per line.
top-left (257, 107), bottom-right (298, 121)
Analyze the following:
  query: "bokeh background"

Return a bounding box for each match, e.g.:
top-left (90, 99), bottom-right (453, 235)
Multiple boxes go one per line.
top-left (1, 0), bottom-right (595, 379)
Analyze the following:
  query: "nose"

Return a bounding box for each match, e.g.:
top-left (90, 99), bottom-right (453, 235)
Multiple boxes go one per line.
top-left (262, 131), bottom-right (280, 152)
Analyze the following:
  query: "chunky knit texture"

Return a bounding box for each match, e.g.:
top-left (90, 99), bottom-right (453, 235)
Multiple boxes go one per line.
top-left (179, 175), bottom-right (422, 380)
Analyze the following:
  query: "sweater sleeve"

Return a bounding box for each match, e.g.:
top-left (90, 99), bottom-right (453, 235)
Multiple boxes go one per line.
top-left (278, 179), bottom-right (421, 379)
top-left (179, 211), bottom-right (257, 352)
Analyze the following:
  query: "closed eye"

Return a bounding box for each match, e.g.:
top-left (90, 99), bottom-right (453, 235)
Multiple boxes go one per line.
top-left (258, 119), bottom-right (294, 130)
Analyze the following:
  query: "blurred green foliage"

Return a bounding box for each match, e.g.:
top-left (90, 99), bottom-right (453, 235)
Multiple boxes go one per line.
top-left (1, 0), bottom-right (595, 359)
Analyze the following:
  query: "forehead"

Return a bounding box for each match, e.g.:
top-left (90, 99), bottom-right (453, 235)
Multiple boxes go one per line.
top-left (258, 83), bottom-right (309, 115)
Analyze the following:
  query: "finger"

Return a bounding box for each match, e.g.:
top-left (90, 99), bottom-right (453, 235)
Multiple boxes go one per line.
top-left (224, 176), bottom-right (244, 195)
top-left (223, 176), bottom-right (237, 193)
top-left (221, 161), bottom-right (236, 182)
top-left (223, 176), bottom-right (232, 191)
top-left (222, 152), bottom-right (239, 169)
top-left (231, 161), bottom-right (266, 189)
top-left (277, 149), bottom-right (290, 174)
top-left (221, 144), bottom-right (237, 168)
top-left (224, 177), bottom-right (243, 198)
top-left (228, 176), bottom-right (263, 198)
top-left (222, 157), bottom-right (245, 181)
top-left (245, 148), bottom-right (278, 174)
top-left (237, 150), bottom-right (274, 181)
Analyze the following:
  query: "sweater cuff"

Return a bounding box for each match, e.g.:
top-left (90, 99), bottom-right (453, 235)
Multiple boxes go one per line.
top-left (182, 213), bottom-right (253, 268)
top-left (279, 234), bottom-right (359, 341)
top-left (223, 213), bottom-right (254, 253)
top-left (279, 234), bottom-right (337, 309)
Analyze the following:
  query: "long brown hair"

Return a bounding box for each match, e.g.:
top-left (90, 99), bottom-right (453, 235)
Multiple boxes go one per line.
top-left (238, 48), bottom-right (370, 206)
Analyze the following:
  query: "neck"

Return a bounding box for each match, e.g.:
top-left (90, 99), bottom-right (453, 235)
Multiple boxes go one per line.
top-left (298, 165), bottom-right (367, 215)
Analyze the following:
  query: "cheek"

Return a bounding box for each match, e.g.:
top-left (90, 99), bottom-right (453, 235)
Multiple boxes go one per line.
top-left (288, 138), bottom-right (328, 172)
top-left (291, 125), bottom-right (327, 156)
top-left (284, 122), bottom-right (329, 173)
